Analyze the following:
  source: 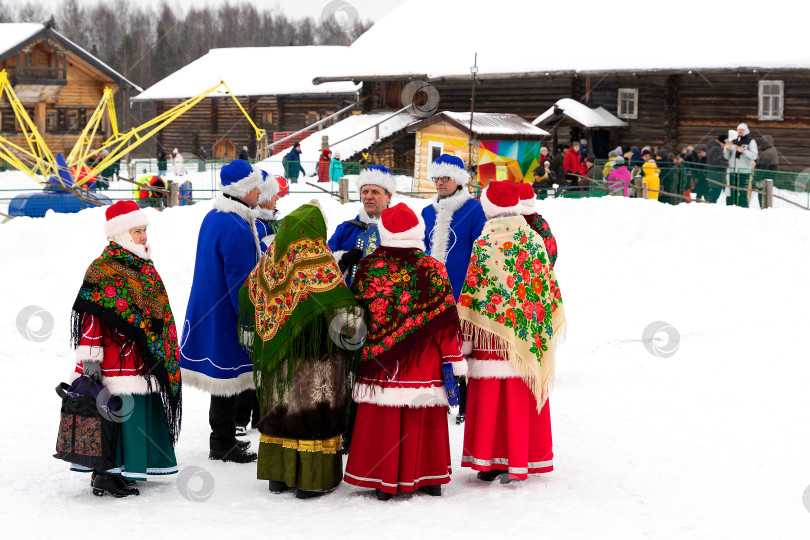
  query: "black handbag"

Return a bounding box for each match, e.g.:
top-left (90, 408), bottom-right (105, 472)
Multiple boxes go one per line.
top-left (53, 376), bottom-right (120, 470)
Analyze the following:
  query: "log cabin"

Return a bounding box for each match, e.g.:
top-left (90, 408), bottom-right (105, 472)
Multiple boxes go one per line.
top-left (313, 0), bottom-right (810, 172)
top-left (0, 22), bottom-right (141, 159)
top-left (131, 46), bottom-right (359, 162)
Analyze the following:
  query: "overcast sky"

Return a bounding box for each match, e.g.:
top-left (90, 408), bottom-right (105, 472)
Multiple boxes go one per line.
top-left (30, 0), bottom-right (406, 22)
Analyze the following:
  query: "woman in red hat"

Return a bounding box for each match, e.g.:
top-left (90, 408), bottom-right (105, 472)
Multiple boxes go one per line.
top-left (66, 200), bottom-right (181, 497)
top-left (459, 181), bottom-right (566, 484)
top-left (344, 202), bottom-right (465, 500)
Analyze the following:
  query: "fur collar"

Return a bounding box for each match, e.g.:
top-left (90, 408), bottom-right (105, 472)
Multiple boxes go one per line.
top-left (358, 206), bottom-right (382, 226)
top-left (253, 207), bottom-right (277, 223)
top-left (428, 187), bottom-right (472, 264)
top-left (213, 195), bottom-right (262, 258)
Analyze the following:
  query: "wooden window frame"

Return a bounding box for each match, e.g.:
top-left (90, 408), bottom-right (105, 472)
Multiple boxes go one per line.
top-left (758, 80), bottom-right (784, 121)
top-left (617, 88), bottom-right (638, 120)
top-left (428, 140), bottom-right (444, 163)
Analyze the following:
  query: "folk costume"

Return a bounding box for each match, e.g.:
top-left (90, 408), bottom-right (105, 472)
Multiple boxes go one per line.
top-left (422, 154), bottom-right (487, 301)
top-left (180, 159), bottom-right (263, 462)
top-left (239, 203), bottom-right (359, 498)
top-left (328, 165), bottom-right (396, 285)
top-left (518, 182), bottom-right (559, 270)
top-left (69, 201), bottom-right (180, 493)
top-left (459, 182), bottom-right (566, 482)
top-left (344, 203), bottom-right (465, 499)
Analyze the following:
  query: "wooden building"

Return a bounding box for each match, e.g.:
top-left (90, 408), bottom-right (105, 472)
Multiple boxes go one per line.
top-left (313, 0), bottom-right (810, 171)
top-left (132, 47), bottom-right (359, 161)
top-left (0, 23), bottom-right (141, 157)
top-left (407, 111), bottom-right (548, 192)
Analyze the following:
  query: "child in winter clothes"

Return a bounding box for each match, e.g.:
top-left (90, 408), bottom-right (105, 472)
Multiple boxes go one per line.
top-left (641, 161), bottom-right (660, 200)
top-left (606, 156), bottom-right (631, 196)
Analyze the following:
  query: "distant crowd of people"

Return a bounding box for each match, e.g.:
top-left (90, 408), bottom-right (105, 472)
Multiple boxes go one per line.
top-left (528, 122), bottom-right (777, 208)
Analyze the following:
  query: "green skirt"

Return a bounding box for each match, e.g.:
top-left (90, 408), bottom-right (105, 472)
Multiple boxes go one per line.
top-left (71, 393), bottom-right (177, 481)
top-left (257, 434), bottom-right (343, 492)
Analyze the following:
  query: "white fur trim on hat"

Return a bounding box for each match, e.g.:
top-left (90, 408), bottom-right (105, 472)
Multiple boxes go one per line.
top-left (105, 208), bottom-right (149, 238)
top-left (427, 161), bottom-right (470, 185)
top-left (519, 199), bottom-right (535, 215)
top-left (378, 214), bottom-right (426, 250)
top-left (357, 169), bottom-right (397, 195)
top-left (220, 166), bottom-right (264, 199)
top-left (479, 186), bottom-right (523, 219)
top-left (257, 175), bottom-right (280, 203)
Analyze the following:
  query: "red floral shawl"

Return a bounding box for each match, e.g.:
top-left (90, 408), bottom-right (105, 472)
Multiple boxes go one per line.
top-left (351, 246), bottom-right (459, 375)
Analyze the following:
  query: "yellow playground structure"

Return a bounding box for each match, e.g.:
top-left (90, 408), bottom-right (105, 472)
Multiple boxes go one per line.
top-left (0, 69), bottom-right (266, 189)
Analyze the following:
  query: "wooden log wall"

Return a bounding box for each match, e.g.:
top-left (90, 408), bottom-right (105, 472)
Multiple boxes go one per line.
top-left (155, 94), bottom-right (353, 160)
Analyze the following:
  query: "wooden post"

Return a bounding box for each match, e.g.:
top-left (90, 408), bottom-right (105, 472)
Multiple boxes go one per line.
top-left (642, 181), bottom-right (648, 199)
top-left (764, 178), bottom-right (773, 209)
top-left (168, 180), bottom-right (179, 207)
top-left (339, 177), bottom-right (350, 205)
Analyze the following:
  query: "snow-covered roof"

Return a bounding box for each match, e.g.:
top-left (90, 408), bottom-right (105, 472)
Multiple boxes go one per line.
top-left (133, 47), bottom-right (358, 101)
top-left (408, 111), bottom-right (548, 139)
top-left (260, 111), bottom-right (418, 174)
top-left (533, 99), bottom-right (628, 128)
top-left (0, 23), bottom-right (141, 92)
top-left (314, 0), bottom-right (810, 82)
top-left (0, 23), bottom-right (41, 56)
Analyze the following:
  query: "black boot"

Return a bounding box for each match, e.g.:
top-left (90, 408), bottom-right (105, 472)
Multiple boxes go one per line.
top-left (209, 443), bottom-right (257, 463)
top-left (295, 489), bottom-right (323, 499)
top-left (235, 439), bottom-right (251, 451)
top-left (375, 489), bottom-right (392, 501)
top-left (92, 473), bottom-right (139, 497)
top-left (418, 485), bottom-right (442, 496)
top-left (476, 470), bottom-right (506, 482)
top-left (269, 480), bottom-right (289, 493)
top-left (90, 470), bottom-right (136, 488)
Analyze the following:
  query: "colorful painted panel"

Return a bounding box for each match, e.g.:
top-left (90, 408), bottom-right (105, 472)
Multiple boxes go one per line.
top-left (477, 140), bottom-right (542, 187)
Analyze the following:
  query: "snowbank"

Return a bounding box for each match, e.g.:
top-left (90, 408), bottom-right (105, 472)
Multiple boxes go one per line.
top-left (2, 193), bottom-right (810, 538)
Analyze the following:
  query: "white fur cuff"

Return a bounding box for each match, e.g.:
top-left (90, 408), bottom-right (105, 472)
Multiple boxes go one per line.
top-left (467, 358), bottom-right (520, 379)
top-left (446, 359), bottom-right (468, 377)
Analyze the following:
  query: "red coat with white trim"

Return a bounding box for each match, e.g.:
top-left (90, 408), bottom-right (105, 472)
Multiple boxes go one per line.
top-left (352, 330), bottom-right (464, 408)
top-left (72, 314), bottom-right (157, 395)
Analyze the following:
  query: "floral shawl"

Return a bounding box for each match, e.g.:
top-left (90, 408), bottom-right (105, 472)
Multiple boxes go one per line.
top-left (239, 204), bottom-right (358, 405)
top-left (524, 213), bottom-right (558, 269)
top-left (71, 242), bottom-right (182, 444)
top-left (458, 215), bottom-right (566, 411)
top-left (351, 246), bottom-right (459, 375)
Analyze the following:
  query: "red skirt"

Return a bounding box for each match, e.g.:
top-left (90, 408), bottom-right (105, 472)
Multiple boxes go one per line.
top-left (344, 403), bottom-right (452, 494)
top-left (462, 376), bottom-right (553, 480)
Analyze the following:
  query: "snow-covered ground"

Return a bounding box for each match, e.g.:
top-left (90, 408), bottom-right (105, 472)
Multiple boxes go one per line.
top-left (2, 188), bottom-right (810, 538)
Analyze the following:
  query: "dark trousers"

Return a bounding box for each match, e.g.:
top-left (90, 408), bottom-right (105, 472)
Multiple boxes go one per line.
top-left (728, 172), bottom-right (751, 208)
top-left (234, 388), bottom-right (260, 429)
top-left (458, 377), bottom-right (468, 416)
top-left (209, 394), bottom-right (237, 452)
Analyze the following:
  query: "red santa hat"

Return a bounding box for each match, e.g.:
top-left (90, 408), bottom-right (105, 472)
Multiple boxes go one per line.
top-left (379, 202), bottom-right (425, 250)
top-left (517, 182), bottom-right (537, 215)
top-left (104, 200), bottom-right (149, 238)
top-left (480, 181), bottom-right (522, 219)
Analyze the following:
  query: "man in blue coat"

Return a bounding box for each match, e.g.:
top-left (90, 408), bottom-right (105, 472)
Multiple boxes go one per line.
top-left (422, 154), bottom-right (487, 301)
top-left (422, 154), bottom-right (486, 425)
top-left (181, 159), bottom-right (263, 463)
top-left (328, 165), bottom-right (396, 285)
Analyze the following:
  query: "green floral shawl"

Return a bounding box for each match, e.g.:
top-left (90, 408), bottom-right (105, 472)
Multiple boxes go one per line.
top-left (239, 204), bottom-right (358, 405)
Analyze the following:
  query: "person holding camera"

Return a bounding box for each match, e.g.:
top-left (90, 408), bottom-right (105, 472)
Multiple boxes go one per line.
top-left (723, 123), bottom-right (758, 208)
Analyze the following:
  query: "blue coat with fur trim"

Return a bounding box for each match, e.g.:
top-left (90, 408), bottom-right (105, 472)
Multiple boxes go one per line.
top-left (422, 189), bottom-right (487, 301)
top-left (180, 196), bottom-right (262, 396)
top-left (327, 209), bottom-right (380, 285)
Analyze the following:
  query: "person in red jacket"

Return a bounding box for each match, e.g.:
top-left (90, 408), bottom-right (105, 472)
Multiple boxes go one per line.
top-left (563, 141), bottom-right (582, 186)
top-left (317, 148), bottom-right (332, 182)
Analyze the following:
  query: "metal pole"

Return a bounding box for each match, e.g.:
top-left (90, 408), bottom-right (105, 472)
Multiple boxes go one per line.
top-left (468, 53), bottom-right (478, 170)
